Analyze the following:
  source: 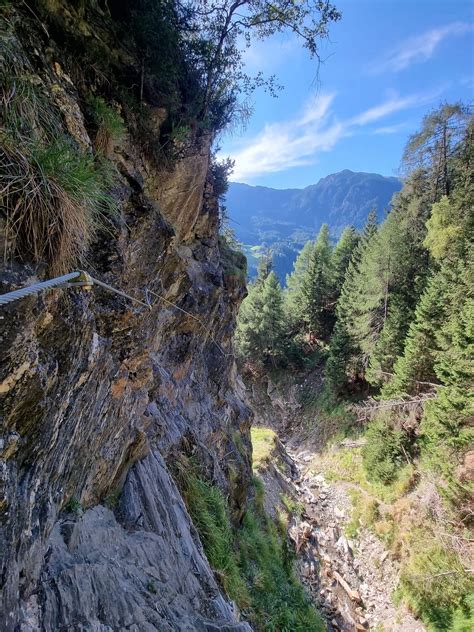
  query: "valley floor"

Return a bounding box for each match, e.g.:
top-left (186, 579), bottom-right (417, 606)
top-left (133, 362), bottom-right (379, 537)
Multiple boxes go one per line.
top-left (248, 375), bottom-right (431, 632)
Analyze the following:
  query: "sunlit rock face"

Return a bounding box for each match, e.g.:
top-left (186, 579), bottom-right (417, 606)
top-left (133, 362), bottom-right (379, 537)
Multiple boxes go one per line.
top-left (0, 5), bottom-right (251, 630)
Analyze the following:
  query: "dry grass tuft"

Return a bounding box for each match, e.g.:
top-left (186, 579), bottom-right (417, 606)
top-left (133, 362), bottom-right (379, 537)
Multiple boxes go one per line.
top-left (2, 142), bottom-right (84, 272)
top-left (0, 52), bottom-right (117, 272)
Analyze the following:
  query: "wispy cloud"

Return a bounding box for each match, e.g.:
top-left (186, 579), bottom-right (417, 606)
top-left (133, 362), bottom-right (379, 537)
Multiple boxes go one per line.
top-left (228, 90), bottom-right (436, 181)
top-left (370, 22), bottom-right (473, 74)
top-left (241, 36), bottom-right (299, 73)
top-left (350, 95), bottom-right (420, 125)
top-left (230, 93), bottom-right (346, 181)
top-left (372, 123), bottom-right (408, 135)
top-left (350, 89), bottom-right (441, 126)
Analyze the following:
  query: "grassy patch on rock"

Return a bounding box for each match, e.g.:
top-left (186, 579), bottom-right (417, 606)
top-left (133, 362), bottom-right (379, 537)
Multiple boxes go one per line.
top-left (177, 461), bottom-right (324, 631)
top-left (251, 427), bottom-right (278, 472)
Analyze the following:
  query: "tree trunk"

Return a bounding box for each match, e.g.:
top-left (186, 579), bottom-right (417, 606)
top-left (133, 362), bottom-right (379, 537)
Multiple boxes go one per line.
top-left (442, 122), bottom-right (450, 196)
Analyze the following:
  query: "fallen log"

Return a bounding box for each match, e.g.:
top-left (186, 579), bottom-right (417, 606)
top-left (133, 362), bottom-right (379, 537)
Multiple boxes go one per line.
top-left (333, 570), bottom-right (362, 603)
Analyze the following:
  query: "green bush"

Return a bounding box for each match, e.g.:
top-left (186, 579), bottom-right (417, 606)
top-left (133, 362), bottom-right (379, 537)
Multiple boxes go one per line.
top-left (219, 233), bottom-right (247, 281)
top-left (362, 415), bottom-right (410, 484)
top-left (450, 593), bottom-right (474, 632)
top-left (398, 533), bottom-right (473, 631)
top-left (64, 497), bottom-right (82, 515)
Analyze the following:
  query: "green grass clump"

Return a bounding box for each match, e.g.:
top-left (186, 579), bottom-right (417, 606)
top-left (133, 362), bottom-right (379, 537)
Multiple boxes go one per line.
top-left (180, 473), bottom-right (249, 606)
top-left (397, 530), bottom-right (473, 631)
top-left (86, 95), bottom-right (125, 153)
top-left (1, 136), bottom-right (115, 272)
top-left (316, 446), bottom-right (365, 485)
top-left (251, 427), bottom-right (278, 472)
top-left (145, 580), bottom-right (157, 594)
top-left (281, 494), bottom-right (304, 518)
top-left (219, 233), bottom-right (247, 281)
top-left (64, 497), bottom-right (82, 515)
top-left (178, 464), bottom-right (324, 631)
top-left (345, 489), bottom-right (381, 539)
top-left (238, 504), bottom-right (325, 631)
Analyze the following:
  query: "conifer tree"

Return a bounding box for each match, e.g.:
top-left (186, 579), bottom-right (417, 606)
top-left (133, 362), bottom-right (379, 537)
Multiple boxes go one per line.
top-left (375, 112), bottom-right (474, 507)
top-left (257, 250), bottom-right (273, 281)
top-left (420, 265), bottom-right (474, 500)
top-left (402, 102), bottom-right (471, 200)
top-left (284, 239), bottom-right (315, 327)
top-left (324, 319), bottom-right (355, 396)
top-left (381, 272), bottom-right (446, 397)
top-left (235, 267), bottom-right (286, 364)
top-left (301, 224), bottom-right (333, 341)
top-left (324, 212), bottom-right (379, 394)
top-left (260, 271), bottom-right (286, 362)
top-left (338, 178), bottom-right (433, 386)
top-left (331, 226), bottom-right (359, 295)
top-left (235, 279), bottom-right (265, 359)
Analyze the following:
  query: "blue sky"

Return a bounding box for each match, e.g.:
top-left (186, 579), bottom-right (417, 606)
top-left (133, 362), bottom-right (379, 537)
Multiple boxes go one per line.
top-left (219, 0), bottom-right (474, 189)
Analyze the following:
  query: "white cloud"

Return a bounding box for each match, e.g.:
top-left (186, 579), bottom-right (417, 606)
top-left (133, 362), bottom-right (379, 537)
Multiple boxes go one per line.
top-left (350, 94), bottom-right (423, 126)
top-left (241, 36), bottom-right (299, 73)
top-left (372, 122), bottom-right (408, 135)
top-left (370, 22), bottom-right (473, 74)
top-left (230, 92), bottom-right (346, 181)
top-left (227, 90), bottom-right (436, 181)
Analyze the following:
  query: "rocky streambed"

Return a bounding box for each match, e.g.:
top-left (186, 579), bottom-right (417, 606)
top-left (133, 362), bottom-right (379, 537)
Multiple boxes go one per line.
top-left (257, 434), bottom-right (426, 632)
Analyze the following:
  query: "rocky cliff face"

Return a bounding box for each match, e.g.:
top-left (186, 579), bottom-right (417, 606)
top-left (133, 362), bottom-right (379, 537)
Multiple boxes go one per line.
top-left (0, 4), bottom-right (252, 630)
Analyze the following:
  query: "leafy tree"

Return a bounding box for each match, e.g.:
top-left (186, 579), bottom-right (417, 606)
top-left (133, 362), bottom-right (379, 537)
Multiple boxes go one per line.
top-left (424, 195), bottom-right (464, 260)
top-left (115, 0), bottom-right (341, 135)
top-left (301, 224), bottom-right (333, 340)
top-left (190, 0), bottom-right (342, 123)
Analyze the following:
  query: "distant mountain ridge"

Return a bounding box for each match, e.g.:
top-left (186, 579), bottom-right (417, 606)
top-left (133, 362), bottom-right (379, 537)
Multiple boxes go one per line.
top-left (225, 169), bottom-right (402, 281)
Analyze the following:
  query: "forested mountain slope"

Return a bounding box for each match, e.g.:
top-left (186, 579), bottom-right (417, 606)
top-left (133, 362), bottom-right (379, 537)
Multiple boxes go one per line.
top-left (226, 170), bottom-right (401, 280)
top-left (236, 102), bottom-right (474, 631)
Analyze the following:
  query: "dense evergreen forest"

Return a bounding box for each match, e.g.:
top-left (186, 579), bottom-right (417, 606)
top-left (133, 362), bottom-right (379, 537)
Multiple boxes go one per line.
top-left (236, 102), bottom-right (474, 630)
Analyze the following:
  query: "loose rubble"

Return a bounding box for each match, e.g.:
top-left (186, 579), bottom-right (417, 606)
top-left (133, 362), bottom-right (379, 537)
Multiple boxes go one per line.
top-left (283, 446), bottom-right (426, 632)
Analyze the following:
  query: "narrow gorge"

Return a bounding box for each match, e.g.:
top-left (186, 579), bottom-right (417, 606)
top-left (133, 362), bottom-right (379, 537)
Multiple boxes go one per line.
top-left (1, 2), bottom-right (472, 632)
